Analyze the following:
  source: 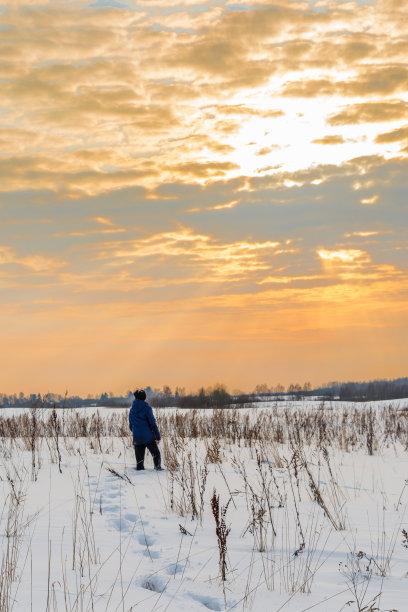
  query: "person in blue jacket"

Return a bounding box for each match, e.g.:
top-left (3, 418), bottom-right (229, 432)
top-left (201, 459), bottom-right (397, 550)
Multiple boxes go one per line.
top-left (129, 389), bottom-right (162, 470)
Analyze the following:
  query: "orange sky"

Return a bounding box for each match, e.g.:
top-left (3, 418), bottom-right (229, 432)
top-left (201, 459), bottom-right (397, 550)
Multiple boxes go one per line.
top-left (0, 0), bottom-right (407, 395)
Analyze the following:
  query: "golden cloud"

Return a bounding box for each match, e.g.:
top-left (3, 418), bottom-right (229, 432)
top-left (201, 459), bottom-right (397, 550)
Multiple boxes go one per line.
top-left (317, 248), bottom-right (370, 264)
top-left (32, 98), bottom-right (178, 132)
top-left (215, 105), bottom-right (284, 119)
top-left (92, 216), bottom-right (115, 227)
top-left (282, 67), bottom-right (408, 98)
top-left (165, 161), bottom-right (240, 179)
top-left (164, 6), bottom-right (329, 87)
top-left (360, 195), bottom-right (380, 205)
top-left (0, 126), bottom-right (64, 155)
top-left (375, 124), bottom-right (408, 143)
top-left (282, 78), bottom-right (335, 97)
top-left (0, 245), bottom-right (65, 273)
top-left (166, 133), bottom-right (235, 156)
top-left (344, 231), bottom-right (380, 238)
top-left (256, 147), bottom-right (273, 156)
top-left (378, 0), bottom-right (407, 11)
top-left (258, 274), bottom-right (323, 285)
top-left (328, 100), bottom-right (408, 125)
top-left (96, 228), bottom-right (282, 281)
top-left (275, 33), bottom-right (383, 71)
top-left (210, 200), bottom-right (239, 211)
top-left (0, 1), bottom-right (407, 195)
top-left (312, 135), bottom-right (346, 145)
top-left (0, 154), bottom-right (160, 195)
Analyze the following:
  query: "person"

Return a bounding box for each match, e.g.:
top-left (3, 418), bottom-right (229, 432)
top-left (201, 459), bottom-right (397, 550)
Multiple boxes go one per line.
top-left (129, 389), bottom-right (162, 471)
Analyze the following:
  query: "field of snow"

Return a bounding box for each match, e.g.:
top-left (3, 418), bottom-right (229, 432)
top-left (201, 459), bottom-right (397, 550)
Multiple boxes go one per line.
top-left (1, 400), bottom-right (408, 611)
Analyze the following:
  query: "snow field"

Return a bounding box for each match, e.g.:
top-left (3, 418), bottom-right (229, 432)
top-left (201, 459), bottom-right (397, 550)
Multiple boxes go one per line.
top-left (1, 402), bottom-right (408, 611)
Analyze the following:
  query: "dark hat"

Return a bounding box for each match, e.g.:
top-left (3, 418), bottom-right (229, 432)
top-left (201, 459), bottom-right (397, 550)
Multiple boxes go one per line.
top-left (134, 389), bottom-right (146, 400)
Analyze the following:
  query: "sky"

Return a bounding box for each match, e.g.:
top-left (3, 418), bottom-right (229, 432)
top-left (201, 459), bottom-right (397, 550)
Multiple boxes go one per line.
top-left (0, 0), bottom-right (407, 395)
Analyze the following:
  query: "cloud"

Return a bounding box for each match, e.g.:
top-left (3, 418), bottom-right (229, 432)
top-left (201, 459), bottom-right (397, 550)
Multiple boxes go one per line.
top-left (378, 0), bottom-right (407, 12)
top-left (317, 248), bottom-right (370, 264)
top-left (0, 155), bottom-right (160, 195)
top-left (375, 124), bottom-right (408, 143)
top-left (166, 161), bottom-right (240, 180)
top-left (92, 216), bottom-right (116, 226)
top-left (344, 231), bottom-right (381, 238)
top-left (258, 274), bottom-right (323, 285)
top-left (270, 33), bottom-right (387, 72)
top-left (164, 5), bottom-right (329, 88)
top-left (360, 195), bottom-right (380, 205)
top-left (312, 135), bottom-right (346, 145)
top-left (256, 147), bottom-right (273, 156)
top-left (0, 245), bottom-right (65, 273)
top-left (1, 151), bottom-right (403, 297)
top-left (215, 105), bottom-right (284, 119)
top-left (281, 67), bottom-right (408, 98)
top-left (0, 126), bottom-right (63, 155)
top-left (0, 0), bottom-right (407, 198)
top-left (96, 227), bottom-right (282, 281)
top-left (327, 100), bottom-right (408, 125)
top-left (281, 78), bottom-right (336, 98)
top-left (34, 98), bottom-right (178, 131)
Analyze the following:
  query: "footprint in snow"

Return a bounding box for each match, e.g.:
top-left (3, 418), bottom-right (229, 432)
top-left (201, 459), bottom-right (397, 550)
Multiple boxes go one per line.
top-left (107, 517), bottom-right (133, 533)
top-left (101, 503), bottom-right (119, 513)
top-left (143, 549), bottom-right (161, 559)
top-left (166, 562), bottom-right (184, 575)
top-left (138, 533), bottom-right (155, 546)
top-left (104, 490), bottom-right (123, 499)
top-left (138, 574), bottom-right (167, 593)
top-left (188, 593), bottom-right (222, 611)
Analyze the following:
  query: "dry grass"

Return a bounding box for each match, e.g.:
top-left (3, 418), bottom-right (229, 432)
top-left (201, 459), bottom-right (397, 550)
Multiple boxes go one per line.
top-left (0, 401), bottom-right (407, 610)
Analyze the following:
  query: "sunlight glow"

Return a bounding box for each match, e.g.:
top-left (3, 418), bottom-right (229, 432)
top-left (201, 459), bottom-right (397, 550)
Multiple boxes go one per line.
top-left (318, 249), bottom-right (369, 263)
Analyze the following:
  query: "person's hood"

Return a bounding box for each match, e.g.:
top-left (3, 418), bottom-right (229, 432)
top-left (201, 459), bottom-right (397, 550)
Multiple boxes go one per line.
top-left (132, 398), bottom-right (147, 413)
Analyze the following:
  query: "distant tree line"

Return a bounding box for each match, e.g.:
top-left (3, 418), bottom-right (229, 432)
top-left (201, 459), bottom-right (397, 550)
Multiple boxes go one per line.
top-left (312, 378), bottom-right (408, 401)
top-left (123, 383), bottom-right (312, 408)
top-left (0, 377), bottom-right (406, 408)
top-left (148, 384), bottom-right (250, 408)
top-left (338, 378), bottom-right (408, 401)
top-left (0, 391), bottom-right (134, 408)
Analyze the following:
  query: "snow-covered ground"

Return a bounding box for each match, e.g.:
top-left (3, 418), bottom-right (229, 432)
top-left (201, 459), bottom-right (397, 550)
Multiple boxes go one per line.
top-left (1, 400), bottom-right (408, 611)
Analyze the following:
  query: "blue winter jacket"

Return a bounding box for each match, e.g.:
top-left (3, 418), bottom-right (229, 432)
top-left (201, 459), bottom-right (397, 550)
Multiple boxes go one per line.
top-left (129, 398), bottom-right (161, 445)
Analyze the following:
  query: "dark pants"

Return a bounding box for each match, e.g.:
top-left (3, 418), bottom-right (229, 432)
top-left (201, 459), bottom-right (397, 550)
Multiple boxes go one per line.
top-left (134, 440), bottom-right (161, 470)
